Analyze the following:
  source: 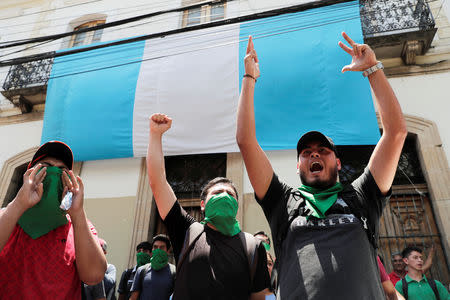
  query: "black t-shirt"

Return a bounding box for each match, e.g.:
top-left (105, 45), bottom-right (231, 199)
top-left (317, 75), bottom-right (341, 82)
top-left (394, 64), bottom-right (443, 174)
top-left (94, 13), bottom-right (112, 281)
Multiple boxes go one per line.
top-left (117, 266), bottom-right (137, 299)
top-left (257, 167), bottom-right (390, 300)
top-left (163, 201), bottom-right (270, 300)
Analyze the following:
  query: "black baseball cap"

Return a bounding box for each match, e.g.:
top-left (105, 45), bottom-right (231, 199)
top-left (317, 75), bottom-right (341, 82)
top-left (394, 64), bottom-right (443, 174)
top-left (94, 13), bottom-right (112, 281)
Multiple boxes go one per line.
top-left (296, 131), bottom-right (337, 158)
top-left (28, 141), bottom-right (74, 170)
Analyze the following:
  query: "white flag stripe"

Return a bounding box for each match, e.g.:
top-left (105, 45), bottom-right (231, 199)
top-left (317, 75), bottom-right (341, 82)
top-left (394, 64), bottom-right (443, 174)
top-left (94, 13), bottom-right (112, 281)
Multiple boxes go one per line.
top-left (133, 24), bottom-right (240, 157)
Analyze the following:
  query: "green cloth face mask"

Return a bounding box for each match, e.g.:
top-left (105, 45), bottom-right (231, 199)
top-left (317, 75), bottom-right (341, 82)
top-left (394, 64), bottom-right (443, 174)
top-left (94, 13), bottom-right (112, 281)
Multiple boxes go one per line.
top-left (136, 252), bottom-right (151, 267)
top-left (262, 242), bottom-right (270, 251)
top-left (202, 192), bottom-right (241, 237)
top-left (298, 182), bottom-right (344, 219)
top-left (18, 166), bottom-right (68, 239)
top-left (151, 248), bottom-right (168, 270)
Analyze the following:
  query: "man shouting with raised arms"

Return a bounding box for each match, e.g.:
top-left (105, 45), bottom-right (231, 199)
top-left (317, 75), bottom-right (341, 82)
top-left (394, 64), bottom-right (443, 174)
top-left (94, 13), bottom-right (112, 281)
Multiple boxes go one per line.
top-left (236, 33), bottom-right (407, 299)
top-left (146, 113), bottom-right (270, 300)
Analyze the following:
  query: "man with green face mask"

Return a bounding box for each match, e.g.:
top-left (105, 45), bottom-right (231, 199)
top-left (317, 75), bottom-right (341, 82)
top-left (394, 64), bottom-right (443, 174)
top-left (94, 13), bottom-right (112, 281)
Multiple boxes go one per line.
top-left (0, 141), bottom-right (107, 300)
top-left (147, 113), bottom-right (270, 300)
top-left (130, 234), bottom-right (175, 300)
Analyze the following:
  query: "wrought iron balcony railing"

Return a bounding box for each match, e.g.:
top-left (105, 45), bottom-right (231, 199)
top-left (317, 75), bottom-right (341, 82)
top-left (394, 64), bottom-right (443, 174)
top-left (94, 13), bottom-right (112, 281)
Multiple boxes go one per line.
top-left (2, 55), bottom-right (54, 92)
top-left (360, 0), bottom-right (436, 64)
top-left (360, 0), bottom-right (435, 37)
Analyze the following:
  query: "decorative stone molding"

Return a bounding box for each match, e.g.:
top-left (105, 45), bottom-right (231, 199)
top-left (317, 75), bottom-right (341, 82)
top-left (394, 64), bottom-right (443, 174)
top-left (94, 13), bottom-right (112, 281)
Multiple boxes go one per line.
top-left (11, 95), bottom-right (32, 114)
top-left (402, 40), bottom-right (423, 65)
top-left (0, 111), bottom-right (44, 125)
top-left (127, 158), bottom-right (153, 267)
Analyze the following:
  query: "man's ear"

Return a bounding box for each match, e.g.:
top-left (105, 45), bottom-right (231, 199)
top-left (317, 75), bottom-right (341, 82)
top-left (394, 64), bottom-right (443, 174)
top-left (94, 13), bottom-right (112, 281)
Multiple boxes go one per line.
top-left (336, 158), bottom-right (342, 171)
top-left (403, 257), bottom-right (408, 265)
top-left (200, 200), bottom-right (205, 212)
top-left (296, 162), bottom-right (300, 174)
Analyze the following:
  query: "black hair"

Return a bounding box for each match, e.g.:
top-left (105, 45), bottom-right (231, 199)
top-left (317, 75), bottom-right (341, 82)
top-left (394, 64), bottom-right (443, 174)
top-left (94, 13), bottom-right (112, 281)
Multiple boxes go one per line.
top-left (266, 251), bottom-right (274, 264)
top-left (136, 241), bottom-right (152, 252)
top-left (402, 246), bottom-right (422, 258)
top-left (254, 231), bottom-right (271, 246)
top-left (200, 177), bottom-right (238, 202)
top-left (152, 234), bottom-right (171, 250)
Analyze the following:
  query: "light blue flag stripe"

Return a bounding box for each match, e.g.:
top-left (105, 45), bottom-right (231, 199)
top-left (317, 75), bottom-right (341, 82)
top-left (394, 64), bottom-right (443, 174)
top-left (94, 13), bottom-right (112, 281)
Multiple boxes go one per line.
top-left (239, 1), bottom-right (380, 150)
top-left (41, 40), bottom-right (146, 161)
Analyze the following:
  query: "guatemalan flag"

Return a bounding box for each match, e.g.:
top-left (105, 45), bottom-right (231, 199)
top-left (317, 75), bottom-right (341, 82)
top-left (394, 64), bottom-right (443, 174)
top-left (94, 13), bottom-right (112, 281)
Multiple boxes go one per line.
top-left (41, 1), bottom-right (380, 161)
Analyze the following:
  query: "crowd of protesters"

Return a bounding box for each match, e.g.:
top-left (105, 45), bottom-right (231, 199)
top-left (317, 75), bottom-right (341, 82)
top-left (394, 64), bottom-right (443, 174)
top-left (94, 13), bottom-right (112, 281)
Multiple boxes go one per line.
top-left (0, 32), bottom-right (449, 300)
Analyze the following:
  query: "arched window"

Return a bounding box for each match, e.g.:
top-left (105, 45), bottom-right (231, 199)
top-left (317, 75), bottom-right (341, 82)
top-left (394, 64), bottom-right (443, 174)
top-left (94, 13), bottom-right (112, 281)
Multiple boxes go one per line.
top-left (70, 20), bottom-right (105, 48)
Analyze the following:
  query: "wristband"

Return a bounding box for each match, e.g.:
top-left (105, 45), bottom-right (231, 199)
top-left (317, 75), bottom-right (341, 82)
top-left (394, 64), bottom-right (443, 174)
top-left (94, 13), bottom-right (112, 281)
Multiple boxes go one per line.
top-left (243, 74), bottom-right (257, 82)
top-left (363, 61), bottom-right (383, 77)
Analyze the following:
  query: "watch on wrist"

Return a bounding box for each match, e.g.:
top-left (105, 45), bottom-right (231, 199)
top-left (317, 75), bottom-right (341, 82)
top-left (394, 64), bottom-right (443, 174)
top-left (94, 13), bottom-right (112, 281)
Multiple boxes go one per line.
top-left (363, 61), bottom-right (383, 77)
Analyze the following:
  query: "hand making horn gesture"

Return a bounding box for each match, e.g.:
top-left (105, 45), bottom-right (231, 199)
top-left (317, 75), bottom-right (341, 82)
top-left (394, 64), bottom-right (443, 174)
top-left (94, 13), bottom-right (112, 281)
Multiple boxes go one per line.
top-left (244, 36), bottom-right (260, 81)
top-left (338, 31), bottom-right (378, 73)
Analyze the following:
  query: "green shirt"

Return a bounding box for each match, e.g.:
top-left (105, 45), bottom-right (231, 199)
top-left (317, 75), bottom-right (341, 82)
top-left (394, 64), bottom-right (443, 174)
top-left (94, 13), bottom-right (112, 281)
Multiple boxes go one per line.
top-left (395, 274), bottom-right (450, 300)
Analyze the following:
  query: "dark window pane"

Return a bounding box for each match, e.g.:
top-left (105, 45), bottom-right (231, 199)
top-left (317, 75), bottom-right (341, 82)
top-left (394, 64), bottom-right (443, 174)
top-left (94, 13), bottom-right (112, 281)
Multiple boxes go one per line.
top-left (165, 153), bottom-right (226, 199)
top-left (337, 136), bottom-right (425, 186)
top-left (3, 163), bottom-right (28, 207)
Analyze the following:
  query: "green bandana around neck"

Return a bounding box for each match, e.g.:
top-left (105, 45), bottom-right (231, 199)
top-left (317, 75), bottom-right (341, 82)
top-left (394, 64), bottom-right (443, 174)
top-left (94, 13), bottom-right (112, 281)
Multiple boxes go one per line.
top-left (201, 192), bottom-right (241, 237)
top-left (151, 248), bottom-right (168, 270)
top-left (136, 252), bottom-right (151, 267)
top-left (298, 182), bottom-right (344, 219)
top-left (262, 242), bottom-right (271, 251)
top-left (18, 166), bottom-right (68, 239)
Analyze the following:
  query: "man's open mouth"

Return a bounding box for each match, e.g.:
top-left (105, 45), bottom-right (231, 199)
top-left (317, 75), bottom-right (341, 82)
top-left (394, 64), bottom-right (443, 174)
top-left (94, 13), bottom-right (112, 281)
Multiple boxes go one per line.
top-left (310, 162), bottom-right (323, 174)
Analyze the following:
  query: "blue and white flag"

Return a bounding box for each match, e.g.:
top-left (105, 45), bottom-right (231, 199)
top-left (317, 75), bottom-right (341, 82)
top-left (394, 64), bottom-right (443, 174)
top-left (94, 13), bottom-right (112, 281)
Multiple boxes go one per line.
top-left (42, 1), bottom-right (380, 161)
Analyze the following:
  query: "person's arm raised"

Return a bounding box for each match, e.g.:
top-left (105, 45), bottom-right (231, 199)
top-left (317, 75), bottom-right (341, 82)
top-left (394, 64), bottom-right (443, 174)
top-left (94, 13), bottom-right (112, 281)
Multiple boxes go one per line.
top-left (339, 32), bottom-right (407, 195)
top-left (236, 36), bottom-right (273, 200)
top-left (146, 113), bottom-right (177, 220)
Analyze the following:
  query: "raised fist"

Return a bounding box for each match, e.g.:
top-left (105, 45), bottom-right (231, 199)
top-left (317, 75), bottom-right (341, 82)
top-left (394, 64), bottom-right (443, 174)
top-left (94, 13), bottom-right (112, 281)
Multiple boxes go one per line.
top-left (149, 113), bottom-right (172, 135)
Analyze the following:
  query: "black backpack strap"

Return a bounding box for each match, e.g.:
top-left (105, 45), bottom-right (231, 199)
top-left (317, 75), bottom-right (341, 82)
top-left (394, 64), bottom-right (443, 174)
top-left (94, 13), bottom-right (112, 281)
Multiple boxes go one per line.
top-left (341, 187), bottom-right (379, 249)
top-left (427, 278), bottom-right (441, 300)
top-left (274, 190), bottom-right (312, 256)
top-left (177, 222), bottom-right (205, 270)
top-left (238, 231), bottom-right (259, 285)
top-left (402, 277), bottom-right (408, 300)
top-left (272, 190), bottom-right (312, 291)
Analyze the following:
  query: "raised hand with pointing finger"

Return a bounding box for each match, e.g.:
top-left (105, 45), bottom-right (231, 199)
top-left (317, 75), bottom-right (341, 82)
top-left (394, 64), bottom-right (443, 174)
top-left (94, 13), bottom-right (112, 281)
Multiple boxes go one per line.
top-left (244, 36), bottom-right (260, 81)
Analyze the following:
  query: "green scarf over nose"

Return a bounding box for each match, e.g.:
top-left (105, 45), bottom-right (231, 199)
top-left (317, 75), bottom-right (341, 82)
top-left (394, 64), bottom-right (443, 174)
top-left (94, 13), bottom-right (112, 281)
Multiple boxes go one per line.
top-left (298, 182), bottom-right (343, 219)
top-left (151, 249), bottom-right (169, 270)
top-left (201, 192), bottom-right (241, 237)
top-left (18, 166), bottom-right (68, 239)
